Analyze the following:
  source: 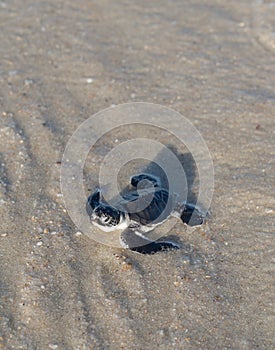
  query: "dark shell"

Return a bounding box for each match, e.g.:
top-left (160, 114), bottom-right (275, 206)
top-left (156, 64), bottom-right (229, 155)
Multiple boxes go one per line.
top-left (118, 188), bottom-right (172, 226)
top-left (130, 173), bottom-right (160, 188)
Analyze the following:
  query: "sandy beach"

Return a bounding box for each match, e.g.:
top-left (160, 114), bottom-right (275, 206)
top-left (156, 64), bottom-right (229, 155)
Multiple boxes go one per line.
top-left (0, 0), bottom-right (274, 349)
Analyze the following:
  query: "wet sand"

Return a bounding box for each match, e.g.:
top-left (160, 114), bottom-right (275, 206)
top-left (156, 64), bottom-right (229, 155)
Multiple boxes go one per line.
top-left (0, 0), bottom-right (274, 349)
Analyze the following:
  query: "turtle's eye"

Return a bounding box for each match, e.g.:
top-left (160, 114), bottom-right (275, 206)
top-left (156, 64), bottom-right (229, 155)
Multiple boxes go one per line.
top-left (94, 205), bottom-right (106, 218)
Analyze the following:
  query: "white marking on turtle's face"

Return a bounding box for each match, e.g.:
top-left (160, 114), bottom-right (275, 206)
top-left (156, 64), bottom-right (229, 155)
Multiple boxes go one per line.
top-left (90, 210), bottom-right (130, 232)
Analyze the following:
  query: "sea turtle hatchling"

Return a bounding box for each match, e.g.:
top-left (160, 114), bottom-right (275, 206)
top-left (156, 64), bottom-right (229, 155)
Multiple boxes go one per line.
top-left (86, 173), bottom-right (205, 254)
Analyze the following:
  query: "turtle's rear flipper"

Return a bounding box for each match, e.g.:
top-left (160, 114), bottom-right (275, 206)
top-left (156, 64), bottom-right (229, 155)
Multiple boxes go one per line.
top-left (181, 204), bottom-right (204, 226)
top-left (120, 229), bottom-right (180, 254)
top-left (130, 173), bottom-right (160, 189)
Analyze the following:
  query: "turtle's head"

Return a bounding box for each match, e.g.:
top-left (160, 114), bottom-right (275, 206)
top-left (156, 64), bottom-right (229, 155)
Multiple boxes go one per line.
top-left (87, 190), bottom-right (128, 231)
top-left (93, 204), bottom-right (122, 226)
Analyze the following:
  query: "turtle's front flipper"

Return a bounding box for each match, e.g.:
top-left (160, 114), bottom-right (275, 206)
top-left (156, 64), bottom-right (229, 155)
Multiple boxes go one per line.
top-left (130, 173), bottom-right (161, 189)
top-left (87, 189), bottom-right (102, 218)
top-left (87, 189), bottom-right (101, 213)
top-left (120, 228), bottom-right (180, 254)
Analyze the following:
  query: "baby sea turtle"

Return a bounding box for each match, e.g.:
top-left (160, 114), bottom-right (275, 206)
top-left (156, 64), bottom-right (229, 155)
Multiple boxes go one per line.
top-left (86, 173), bottom-right (205, 254)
